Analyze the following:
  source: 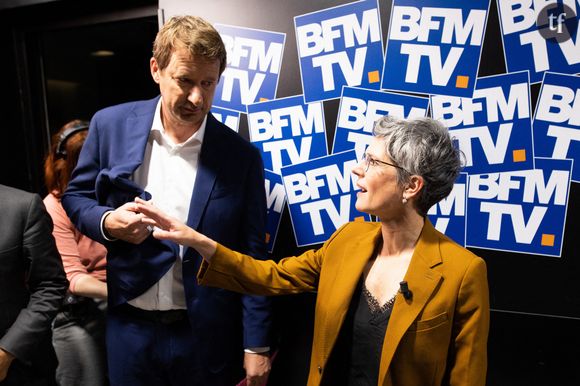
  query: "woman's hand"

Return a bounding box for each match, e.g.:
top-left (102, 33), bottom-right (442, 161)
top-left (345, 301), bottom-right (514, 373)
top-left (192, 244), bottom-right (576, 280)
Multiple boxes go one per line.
top-left (134, 197), bottom-right (217, 260)
top-left (134, 197), bottom-right (194, 245)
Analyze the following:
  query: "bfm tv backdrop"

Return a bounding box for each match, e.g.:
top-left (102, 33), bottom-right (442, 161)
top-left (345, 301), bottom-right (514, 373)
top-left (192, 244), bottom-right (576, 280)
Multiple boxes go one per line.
top-left (158, 0), bottom-right (580, 319)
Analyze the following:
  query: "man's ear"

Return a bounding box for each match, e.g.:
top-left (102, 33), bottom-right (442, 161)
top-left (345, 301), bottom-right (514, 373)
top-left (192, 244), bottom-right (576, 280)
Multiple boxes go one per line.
top-left (404, 175), bottom-right (424, 200)
top-left (150, 57), bottom-right (160, 83)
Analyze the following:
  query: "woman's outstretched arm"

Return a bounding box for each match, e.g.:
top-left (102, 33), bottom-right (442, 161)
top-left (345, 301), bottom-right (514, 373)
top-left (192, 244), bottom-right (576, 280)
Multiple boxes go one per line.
top-left (136, 197), bottom-right (326, 296)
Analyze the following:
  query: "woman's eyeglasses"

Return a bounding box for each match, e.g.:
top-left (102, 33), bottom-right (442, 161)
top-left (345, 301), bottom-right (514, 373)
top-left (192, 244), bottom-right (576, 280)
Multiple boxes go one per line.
top-left (361, 152), bottom-right (408, 174)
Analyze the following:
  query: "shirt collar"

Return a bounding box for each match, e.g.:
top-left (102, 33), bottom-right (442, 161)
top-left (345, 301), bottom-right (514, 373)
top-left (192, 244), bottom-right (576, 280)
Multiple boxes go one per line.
top-left (151, 97), bottom-right (207, 148)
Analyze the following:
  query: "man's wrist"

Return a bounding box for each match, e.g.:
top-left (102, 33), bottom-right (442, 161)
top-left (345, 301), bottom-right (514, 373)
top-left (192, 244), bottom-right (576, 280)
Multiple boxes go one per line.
top-left (100, 211), bottom-right (117, 241)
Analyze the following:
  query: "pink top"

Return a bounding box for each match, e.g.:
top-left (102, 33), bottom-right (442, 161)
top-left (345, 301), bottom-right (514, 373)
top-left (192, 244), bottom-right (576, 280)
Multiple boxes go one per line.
top-left (44, 193), bottom-right (107, 292)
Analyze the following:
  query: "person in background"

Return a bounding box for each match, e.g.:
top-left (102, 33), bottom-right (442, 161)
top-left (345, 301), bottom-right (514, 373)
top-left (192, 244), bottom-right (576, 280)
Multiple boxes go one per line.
top-left (62, 15), bottom-right (272, 386)
top-left (136, 115), bottom-right (490, 386)
top-left (0, 184), bottom-right (68, 386)
top-left (43, 120), bottom-right (108, 386)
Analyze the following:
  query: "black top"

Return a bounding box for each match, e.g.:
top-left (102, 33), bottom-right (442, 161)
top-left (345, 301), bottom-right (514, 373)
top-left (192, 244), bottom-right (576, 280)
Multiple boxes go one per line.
top-left (323, 277), bottom-right (396, 386)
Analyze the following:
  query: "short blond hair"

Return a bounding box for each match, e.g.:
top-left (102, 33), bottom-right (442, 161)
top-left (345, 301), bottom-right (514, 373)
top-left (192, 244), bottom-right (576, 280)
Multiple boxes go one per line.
top-left (153, 15), bottom-right (227, 74)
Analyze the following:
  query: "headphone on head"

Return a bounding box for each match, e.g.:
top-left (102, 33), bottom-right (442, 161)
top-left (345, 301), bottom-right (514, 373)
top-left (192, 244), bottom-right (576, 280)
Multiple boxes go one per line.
top-left (55, 122), bottom-right (89, 159)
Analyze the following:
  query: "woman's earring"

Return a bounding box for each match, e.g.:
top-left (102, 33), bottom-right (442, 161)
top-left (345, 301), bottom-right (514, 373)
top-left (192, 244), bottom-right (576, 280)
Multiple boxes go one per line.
top-left (402, 196), bottom-right (408, 204)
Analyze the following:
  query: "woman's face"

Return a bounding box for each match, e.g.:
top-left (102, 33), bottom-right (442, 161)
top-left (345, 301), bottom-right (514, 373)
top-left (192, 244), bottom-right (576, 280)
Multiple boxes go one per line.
top-left (352, 137), bottom-right (405, 219)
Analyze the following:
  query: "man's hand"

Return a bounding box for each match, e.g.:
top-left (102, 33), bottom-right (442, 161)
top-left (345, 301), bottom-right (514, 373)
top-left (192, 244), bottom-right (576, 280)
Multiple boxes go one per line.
top-left (244, 352), bottom-right (271, 386)
top-left (134, 198), bottom-right (217, 260)
top-left (0, 348), bottom-right (15, 382)
top-left (104, 202), bottom-right (151, 244)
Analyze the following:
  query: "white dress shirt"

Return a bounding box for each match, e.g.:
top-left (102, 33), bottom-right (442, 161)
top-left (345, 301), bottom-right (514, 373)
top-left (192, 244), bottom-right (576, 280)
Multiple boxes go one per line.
top-left (128, 99), bottom-right (206, 310)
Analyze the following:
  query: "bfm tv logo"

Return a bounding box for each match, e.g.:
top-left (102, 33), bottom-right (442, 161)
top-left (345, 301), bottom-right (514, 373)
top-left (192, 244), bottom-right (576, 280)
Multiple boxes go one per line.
top-left (428, 173), bottom-right (467, 247)
top-left (213, 24), bottom-right (285, 113)
top-left (247, 95), bottom-right (327, 174)
top-left (533, 72), bottom-right (580, 182)
top-left (333, 86), bottom-right (429, 160)
top-left (431, 71), bottom-right (534, 174)
top-left (264, 170), bottom-right (286, 253)
top-left (382, 0), bottom-right (490, 97)
top-left (294, 0), bottom-right (383, 103)
top-left (211, 107), bottom-right (240, 132)
top-left (466, 158), bottom-right (572, 257)
top-left (281, 151), bottom-right (370, 246)
top-left (497, 0), bottom-right (580, 83)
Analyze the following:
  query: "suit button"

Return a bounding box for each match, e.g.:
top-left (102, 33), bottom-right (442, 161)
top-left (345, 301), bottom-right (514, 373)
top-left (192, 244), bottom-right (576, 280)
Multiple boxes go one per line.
top-left (317, 365), bottom-right (322, 374)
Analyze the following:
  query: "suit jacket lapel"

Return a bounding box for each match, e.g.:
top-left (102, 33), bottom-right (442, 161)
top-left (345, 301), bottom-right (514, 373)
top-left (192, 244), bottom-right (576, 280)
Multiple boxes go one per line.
top-left (123, 98), bottom-right (159, 173)
top-left (378, 220), bottom-right (443, 385)
top-left (95, 98), bottom-right (158, 207)
top-left (182, 114), bottom-right (221, 298)
top-left (322, 225), bottom-right (382, 356)
top-left (187, 114), bottom-right (220, 231)
top-left (337, 225), bottom-right (382, 302)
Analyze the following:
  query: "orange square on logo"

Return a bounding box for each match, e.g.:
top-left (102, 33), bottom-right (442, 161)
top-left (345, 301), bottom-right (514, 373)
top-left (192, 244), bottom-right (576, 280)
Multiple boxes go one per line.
top-left (354, 216), bottom-right (365, 222)
top-left (513, 149), bottom-right (526, 162)
top-left (259, 98), bottom-right (269, 102)
top-left (265, 233), bottom-right (271, 243)
top-left (541, 234), bottom-right (555, 247)
top-left (456, 76), bottom-right (469, 89)
top-left (368, 70), bottom-right (380, 83)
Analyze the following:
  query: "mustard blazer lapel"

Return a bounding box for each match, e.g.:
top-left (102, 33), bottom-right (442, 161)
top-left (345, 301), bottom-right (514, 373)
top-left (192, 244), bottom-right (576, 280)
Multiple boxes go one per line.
top-left (378, 220), bottom-right (443, 385)
top-left (321, 225), bottom-right (382, 353)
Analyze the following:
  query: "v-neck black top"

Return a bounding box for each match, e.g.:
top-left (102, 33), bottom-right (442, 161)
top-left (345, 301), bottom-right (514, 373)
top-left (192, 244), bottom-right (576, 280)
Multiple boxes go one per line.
top-left (322, 276), bottom-right (396, 386)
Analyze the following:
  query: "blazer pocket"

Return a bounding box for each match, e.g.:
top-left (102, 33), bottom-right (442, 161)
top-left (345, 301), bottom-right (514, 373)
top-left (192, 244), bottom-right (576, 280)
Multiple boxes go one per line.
top-left (408, 312), bottom-right (449, 332)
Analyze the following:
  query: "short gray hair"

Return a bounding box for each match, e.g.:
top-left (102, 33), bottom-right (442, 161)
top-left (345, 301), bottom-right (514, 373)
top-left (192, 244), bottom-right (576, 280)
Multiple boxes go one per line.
top-left (372, 115), bottom-right (462, 216)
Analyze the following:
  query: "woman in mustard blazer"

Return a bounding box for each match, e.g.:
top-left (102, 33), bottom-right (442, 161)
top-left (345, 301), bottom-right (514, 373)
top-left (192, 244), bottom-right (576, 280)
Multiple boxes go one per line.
top-left (135, 115), bottom-right (490, 386)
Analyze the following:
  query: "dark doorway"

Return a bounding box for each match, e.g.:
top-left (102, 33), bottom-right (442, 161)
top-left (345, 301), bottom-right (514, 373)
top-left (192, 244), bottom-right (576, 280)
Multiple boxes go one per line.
top-left (42, 17), bottom-right (159, 135)
top-left (0, 0), bottom-right (159, 193)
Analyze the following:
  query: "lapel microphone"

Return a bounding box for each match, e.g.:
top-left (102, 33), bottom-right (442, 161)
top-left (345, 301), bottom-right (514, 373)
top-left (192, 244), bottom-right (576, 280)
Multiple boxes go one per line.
top-left (399, 281), bottom-right (413, 300)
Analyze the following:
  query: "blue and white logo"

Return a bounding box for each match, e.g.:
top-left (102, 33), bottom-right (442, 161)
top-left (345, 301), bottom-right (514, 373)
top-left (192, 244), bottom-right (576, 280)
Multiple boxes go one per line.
top-left (281, 150), bottom-right (370, 246)
top-left (333, 86), bottom-right (429, 159)
top-left (428, 173), bottom-right (467, 246)
top-left (264, 170), bottom-right (286, 253)
top-left (211, 106), bottom-right (241, 132)
top-left (497, 0), bottom-right (580, 84)
top-left (466, 158), bottom-right (572, 257)
top-left (533, 72), bottom-right (580, 182)
top-left (295, 0), bottom-right (383, 103)
top-left (431, 71), bottom-right (534, 174)
top-left (247, 95), bottom-right (327, 174)
top-left (214, 24), bottom-right (285, 112)
top-left (382, 0), bottom-right (490, 97)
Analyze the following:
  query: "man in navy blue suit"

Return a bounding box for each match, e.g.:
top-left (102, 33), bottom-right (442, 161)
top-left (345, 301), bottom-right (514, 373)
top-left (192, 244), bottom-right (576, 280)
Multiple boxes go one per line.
top-left (62, 15), bottom-right (271, 386)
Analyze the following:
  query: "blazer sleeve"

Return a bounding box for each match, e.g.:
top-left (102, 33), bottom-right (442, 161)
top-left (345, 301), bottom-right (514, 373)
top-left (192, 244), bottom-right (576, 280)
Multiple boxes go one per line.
top-left (197, 223), bottom-right (348, 295)
top-left (61, 115), bottom-right (113, 244)
top-left (0, 195), bottom-right (68, 363)
top-left (199, 244), bottom-right (323, 295)
top-left (446, 257), bottom-right (490, 386)
top-left (237, 149), bottom-right (273, 348)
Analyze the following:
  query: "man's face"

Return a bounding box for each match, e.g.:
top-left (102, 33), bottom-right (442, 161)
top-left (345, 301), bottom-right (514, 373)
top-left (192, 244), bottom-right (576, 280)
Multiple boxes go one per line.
top-left (150, 48), bottom-right (221, 132)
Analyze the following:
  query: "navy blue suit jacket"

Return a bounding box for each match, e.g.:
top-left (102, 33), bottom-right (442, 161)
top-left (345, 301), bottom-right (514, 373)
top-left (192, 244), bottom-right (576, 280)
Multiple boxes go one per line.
top-left (62, 96), bottom-right (271, 370)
